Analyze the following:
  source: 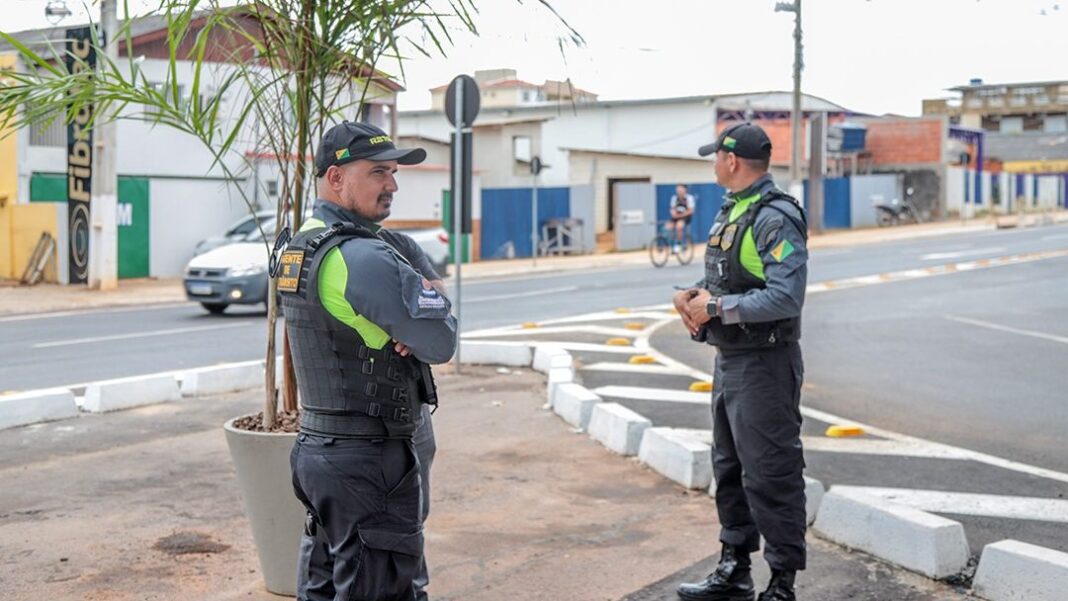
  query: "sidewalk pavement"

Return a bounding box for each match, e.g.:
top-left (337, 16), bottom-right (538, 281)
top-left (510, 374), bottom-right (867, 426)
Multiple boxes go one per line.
top-left (3, 212), bottom-right (1065, 317)
top-left (0, 365), bottom-right (975, 600)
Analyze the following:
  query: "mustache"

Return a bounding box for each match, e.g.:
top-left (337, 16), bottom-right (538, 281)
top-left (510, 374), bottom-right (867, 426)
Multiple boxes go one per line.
top-left (377, 193), bottom-right (393, 203)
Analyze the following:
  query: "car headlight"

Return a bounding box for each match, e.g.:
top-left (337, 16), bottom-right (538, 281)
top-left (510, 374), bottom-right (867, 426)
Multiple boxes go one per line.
top-left (227, 264), bottom-right (266, 277)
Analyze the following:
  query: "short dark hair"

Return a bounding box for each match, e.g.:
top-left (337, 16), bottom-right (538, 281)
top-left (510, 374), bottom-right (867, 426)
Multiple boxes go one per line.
top-left (740, 156), bottom-right (770, 173)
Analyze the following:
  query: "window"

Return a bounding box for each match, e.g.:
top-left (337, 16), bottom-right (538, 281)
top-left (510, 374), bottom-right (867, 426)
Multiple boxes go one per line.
top-left (513, 135), bottom-right (532, 162)
top-left (1000, 116), bottom-right (1023, 133)
top-left (1043, 114), bottom-right (1067, 133)
top-left (267, 180), bottom-right (279, 197)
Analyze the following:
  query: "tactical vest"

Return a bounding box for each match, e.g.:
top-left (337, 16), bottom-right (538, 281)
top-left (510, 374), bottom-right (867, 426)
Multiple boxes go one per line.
top-left (701, 183), bottom-right (807, 351)
top-left (276, 222), bottom-right (438, 438)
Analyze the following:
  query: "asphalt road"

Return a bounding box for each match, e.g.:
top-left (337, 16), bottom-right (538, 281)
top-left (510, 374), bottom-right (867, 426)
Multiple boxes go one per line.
top-left (1, 222), bottom-right (1066, 395)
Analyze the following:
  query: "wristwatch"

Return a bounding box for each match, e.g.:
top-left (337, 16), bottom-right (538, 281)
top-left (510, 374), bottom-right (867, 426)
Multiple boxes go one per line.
top-left (706, 297), bottom-right (719, 318)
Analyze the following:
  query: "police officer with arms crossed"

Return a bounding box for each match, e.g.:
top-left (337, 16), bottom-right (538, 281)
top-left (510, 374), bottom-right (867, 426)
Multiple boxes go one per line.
top-left (673, 123), bottom-right (809, 601)
top-left (277, 121), bottom-right (457, 601)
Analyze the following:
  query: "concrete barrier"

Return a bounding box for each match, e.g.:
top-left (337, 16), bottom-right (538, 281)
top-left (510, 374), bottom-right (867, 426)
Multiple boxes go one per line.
top-left (533, 345), bottom-right (572, 373)
top-left (460, 341), bottom-right (532, 367)
top-left (813, 487), bottom-right (970, 579)
top-left (552, 383), bottom-right (601, 430)
top-left (973, 539), bottom-right (1068, 601)
top-left (805, 476), bottom-right (825, 526)
top-left (588, 402), bottom-right (652, 456)
top-left (180, 361), bottom-right (264, 397)
top-left (0, 388), bottom-right (79, 430)
top-left (638, 427), bottom-right (713, 490)
top-left (83, 374), bottom-right (182, 413)
top-left (546, 367), bottom-right (575, 404)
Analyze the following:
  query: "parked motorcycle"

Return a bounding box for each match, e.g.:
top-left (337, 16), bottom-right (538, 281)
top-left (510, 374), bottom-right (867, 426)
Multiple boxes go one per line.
top-left (874, 187), bottom-right (922, 227)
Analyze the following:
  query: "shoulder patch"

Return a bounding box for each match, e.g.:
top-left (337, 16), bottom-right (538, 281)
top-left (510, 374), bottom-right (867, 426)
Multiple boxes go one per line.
top-left (769, 239), bottom-right (795, 263)
top-left (276, 249), bottom-right (305, 292)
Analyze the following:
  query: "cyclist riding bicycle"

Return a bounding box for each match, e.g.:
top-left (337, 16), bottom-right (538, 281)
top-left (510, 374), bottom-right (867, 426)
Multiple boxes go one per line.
top-left (669, 184), bottom-right (695, 249)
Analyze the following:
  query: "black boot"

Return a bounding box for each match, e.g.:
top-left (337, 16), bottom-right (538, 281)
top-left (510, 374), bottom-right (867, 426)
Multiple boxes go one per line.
top-left (757, 569), bottom-right (796, 601)
top-left (676, 544), bottom-right (756, 601)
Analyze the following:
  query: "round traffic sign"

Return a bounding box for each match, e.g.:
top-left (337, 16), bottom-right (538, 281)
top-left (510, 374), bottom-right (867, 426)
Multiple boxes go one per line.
top-left (445, 75), bottom-right (480, 128)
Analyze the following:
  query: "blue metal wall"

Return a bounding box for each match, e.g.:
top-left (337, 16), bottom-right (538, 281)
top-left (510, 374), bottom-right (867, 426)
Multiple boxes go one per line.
top-left (803, 177), bottom-right (851, 229)
top-left (480, 187), bottom-right (570, 259)
top-left (655, 183), bottom-right (726, 240)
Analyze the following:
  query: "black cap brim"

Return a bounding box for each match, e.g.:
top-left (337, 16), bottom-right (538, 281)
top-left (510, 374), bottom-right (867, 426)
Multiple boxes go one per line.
top-left (697, 142), bottom-right (719, 157)
top-left (366, 147), bottom-right (427, 166)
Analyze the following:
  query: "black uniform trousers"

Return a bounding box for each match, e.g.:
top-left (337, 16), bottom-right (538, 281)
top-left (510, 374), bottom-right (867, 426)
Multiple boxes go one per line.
top-left (712, 341), bottom-right (807, 571)
top-left (292, 405), bottom-right (435, 601)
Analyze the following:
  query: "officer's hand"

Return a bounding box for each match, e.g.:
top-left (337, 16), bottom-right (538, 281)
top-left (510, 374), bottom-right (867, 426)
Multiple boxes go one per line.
top-left (393, 340), bottom-right (412, 357)
top-left (428, 278), bottom-right (448, 299)
top-left (684, 289), bottom-right (713, 333)
top-left (673, 289), bottom-right (698, 333)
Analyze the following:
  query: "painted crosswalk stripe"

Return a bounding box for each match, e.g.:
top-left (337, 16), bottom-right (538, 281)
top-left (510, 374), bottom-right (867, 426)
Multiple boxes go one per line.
top-left (463, 324), bottom-right (640, 339)
top-left (592, 385), bottom-right (709, 405)
top-left (832, 486), bottom-right (1068, 524)
top-left (581, 362), bottom-right (696, 376)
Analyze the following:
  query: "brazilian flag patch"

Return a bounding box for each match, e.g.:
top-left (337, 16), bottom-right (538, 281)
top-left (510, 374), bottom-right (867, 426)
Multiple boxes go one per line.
top-left (770, 239), bottom-right (795, 262)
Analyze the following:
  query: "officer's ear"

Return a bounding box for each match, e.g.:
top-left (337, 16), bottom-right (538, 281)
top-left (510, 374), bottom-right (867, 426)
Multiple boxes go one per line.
top-left (323, 165), bottom-right (345, 191)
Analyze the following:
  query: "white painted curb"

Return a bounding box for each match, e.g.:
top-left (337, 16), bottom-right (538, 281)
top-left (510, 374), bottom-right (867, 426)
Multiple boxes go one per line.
top-left (588, 402), bottom-right (651, 456)
top-left (533, 345), bottom-right (573, 373)
top-left (552, 383), bottom-right (601, 430)
top-left (180, 361), bottom-right (264, 397)
top-left (973, 539), bottom-right (1068, 601)
top-left (82, 374), bottom-right (182, 413)
top-left (0, 389), bottom-right (79, 430)
top-left (813, 486), bottom-right (970, 579)
top-left (805, 476), bottom-right (825, 526)
top-left (460, 341), bottom-right (532, 367)
top-left (546, 366), bottom-right (575, 404)
top-left (638, 427), bottom-right (713, 490)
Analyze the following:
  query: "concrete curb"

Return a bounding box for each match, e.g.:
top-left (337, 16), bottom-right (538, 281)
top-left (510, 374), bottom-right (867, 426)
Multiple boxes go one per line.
top-left (180, 361), bottom-right (264, 397)
top-left (638, 427), bottom-right (713, 490)
top-left (82, 374), bottom-right (182, 413)
top-left (973, 539), bottom-right (1068, 601)
top-left (533, 345), bottom-right (573, 373)
top-left (546, 366), bottom-right (575, 404)
top-left (551, 383), bottom-right (601, 430)
top-left (587, 402), bottom-right (651, 456)
top-left (804, 476), bottom-right (826, 526)
top-left (813, 486), bottom-right (970, 579)
top-left (460, 340), bottom-right (532, 367)
top-left (0, 388), bottom-right (79, 430)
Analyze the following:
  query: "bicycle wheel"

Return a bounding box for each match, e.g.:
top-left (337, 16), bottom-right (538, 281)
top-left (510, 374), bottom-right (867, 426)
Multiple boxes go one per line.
top-left (649, 235), bottom-right (670, 267)
top-left (676, 235), bottom-right (695, 265)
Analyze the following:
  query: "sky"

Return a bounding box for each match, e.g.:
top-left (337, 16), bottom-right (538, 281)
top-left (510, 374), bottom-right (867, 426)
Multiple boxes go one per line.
top-left (6, 0), bottom-right (1068, 116)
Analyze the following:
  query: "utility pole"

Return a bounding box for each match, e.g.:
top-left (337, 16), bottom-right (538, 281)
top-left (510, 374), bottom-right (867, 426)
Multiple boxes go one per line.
top-left (776, 0), bottom-right (803, 187)
top-left (90, 0), bottom-right (118, 290)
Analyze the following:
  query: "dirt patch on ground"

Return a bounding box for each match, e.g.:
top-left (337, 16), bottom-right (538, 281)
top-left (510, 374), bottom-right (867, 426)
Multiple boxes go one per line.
top-left (153, 532), bottom-right (231, 556)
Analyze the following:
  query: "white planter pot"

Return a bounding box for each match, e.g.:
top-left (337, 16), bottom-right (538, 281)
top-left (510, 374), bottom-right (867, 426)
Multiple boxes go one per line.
top-left (224, 417), bottom-right (304, 597)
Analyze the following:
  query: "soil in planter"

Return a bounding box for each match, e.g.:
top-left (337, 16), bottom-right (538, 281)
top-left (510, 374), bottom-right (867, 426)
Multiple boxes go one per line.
top-left (232, 410), bottom-right (300, 433)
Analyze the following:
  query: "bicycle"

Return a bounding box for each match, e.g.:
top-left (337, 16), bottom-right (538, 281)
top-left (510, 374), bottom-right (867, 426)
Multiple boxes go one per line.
top-left (649, 221), bottom-right (694, 267)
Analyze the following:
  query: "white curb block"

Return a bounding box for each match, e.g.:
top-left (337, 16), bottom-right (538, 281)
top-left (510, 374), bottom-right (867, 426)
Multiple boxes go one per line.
top-left (546, 367), bottom-right (575, 404)
top-left (83, 374), bottom-right (182, 413)
top-left (533, 345), bottom-right (573, 373)
top-left (460, 341), bottom-right (532, 367)
top-left (588, 402), bottom-right (651, 456)
top-left (638, 427), bottom-right (713, 490)
top-left (0, 389), bottom-right (79, 430)
top-left (813, 487), bottom-right (970, 579)
top-left (973, 539), bottom-right (1068, 601)
top-left (180, 361), bottom-right (264, 397)
top-left (552, 383), bottom-right (601, 430)
top-left (805, 476), bottom-right (825, 526)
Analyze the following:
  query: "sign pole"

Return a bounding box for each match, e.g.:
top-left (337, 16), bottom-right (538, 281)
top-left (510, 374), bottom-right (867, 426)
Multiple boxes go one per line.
top-left (451, 82), bottom-right (463, 374)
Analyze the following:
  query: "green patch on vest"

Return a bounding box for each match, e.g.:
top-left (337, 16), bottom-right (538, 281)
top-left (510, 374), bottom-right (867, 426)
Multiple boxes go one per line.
top-left (727, 193), bottom-right (766, 281)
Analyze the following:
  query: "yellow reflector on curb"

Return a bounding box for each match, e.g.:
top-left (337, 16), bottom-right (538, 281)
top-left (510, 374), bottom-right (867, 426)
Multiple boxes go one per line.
top-left (605, 338), bottom-right (631, 346)
top-left (826, 425), bottom-right (865, 438)
top-left (625, 322), bottom-right (645, 330)
top-left (688, 381), bottom-right (713, 393)
top-left (629, 355), bottom-right (656, 364)
top-left (521, 322), bottom-right (539, 329)
top-left (614, 307), bottom-right (631, 314)
top-left (668, 308), bottom-right (679, 315)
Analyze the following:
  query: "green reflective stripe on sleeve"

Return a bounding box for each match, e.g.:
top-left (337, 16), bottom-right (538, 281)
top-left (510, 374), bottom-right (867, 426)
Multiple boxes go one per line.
top-left (316, 237), bottom-right (391, 350)
top-left (727, 193), bottom-right (766, 281)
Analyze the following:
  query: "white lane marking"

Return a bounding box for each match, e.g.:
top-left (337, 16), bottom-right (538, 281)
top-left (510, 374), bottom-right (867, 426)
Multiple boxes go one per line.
top-left (920, 247), bottom-right (1005, 261)
top-left (1041, 233), bottom-right (1068, 241)
top-left (800, 436), bottom-right (972, 460)
top-left (582, 362), bottom-right (696, 376)
top-left (946, 315), bottom-right (1068, 346)
top-left (633, 318), bottom-right (716, 382)
top-left (465, 286), bottom-right (578, 303)
top-left (463, 324), bottom-right (639, 339)
top-left (0, 302), bottom-right (190, 323)
top-left (524, 341), bottom-right (645, 355)
top-left (33, 322), bottom-right (255, 349)
top-left (832, 486), bottom-right (1068, 524)
top-left (592, 385), bottom-right (710, 405)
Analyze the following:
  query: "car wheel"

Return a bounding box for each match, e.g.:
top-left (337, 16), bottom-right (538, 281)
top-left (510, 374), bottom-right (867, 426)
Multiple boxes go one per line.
top-left (201, 302), bottom-right (229, 315)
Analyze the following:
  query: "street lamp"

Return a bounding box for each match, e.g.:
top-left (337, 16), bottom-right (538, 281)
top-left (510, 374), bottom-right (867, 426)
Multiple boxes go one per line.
top-left (775, 0), bottom-right (803, 188)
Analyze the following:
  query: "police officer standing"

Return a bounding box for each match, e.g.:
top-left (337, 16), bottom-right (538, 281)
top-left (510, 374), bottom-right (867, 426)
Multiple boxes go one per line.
top-left (277, 121), bottom-right (457, 601)
top-left (673, 123), bottom-right (809, 601)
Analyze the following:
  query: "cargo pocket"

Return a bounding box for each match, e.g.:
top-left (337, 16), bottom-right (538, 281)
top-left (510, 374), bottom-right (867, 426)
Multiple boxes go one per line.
top-left (759, 443), bottom-right (804, 478)
top-left (350, 527), bottom-right (424, 600)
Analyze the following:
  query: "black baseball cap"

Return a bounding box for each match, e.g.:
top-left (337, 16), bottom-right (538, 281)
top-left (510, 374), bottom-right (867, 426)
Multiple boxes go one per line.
top-left (698, 123), bottom-right (772, 160)
top-left (315, 121), bottom-right (426, 177)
